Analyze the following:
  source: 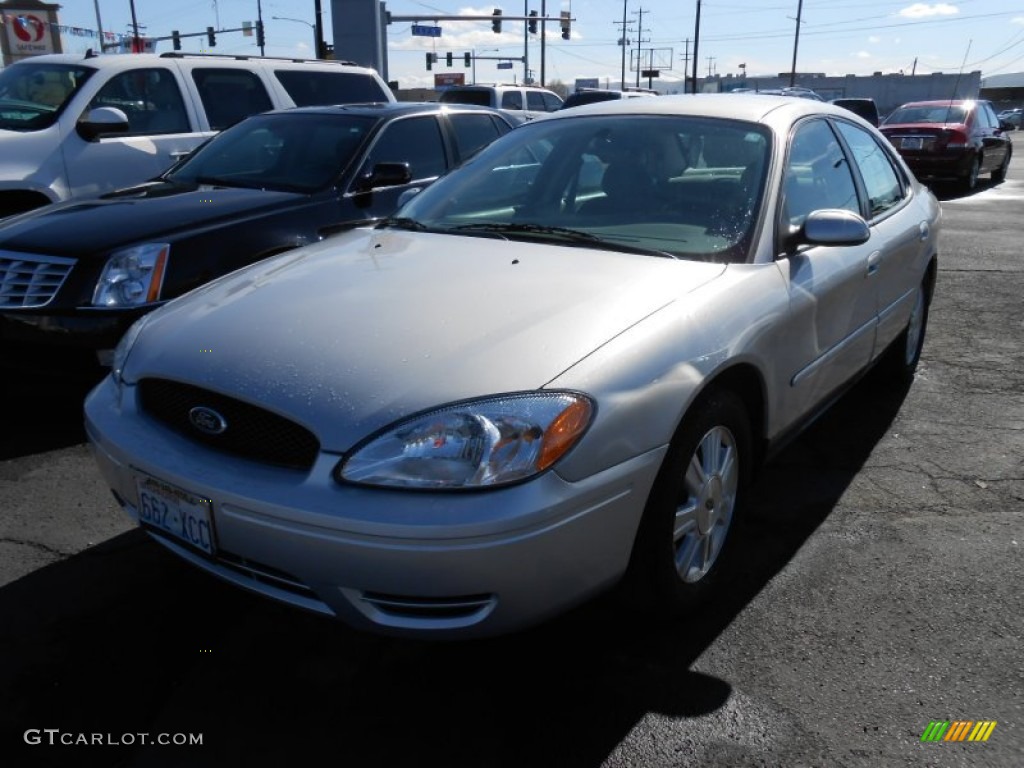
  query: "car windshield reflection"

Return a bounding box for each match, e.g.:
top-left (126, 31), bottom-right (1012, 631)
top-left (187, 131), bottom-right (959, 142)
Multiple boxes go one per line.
top-left (398, 115), bottom-right (771, 263)
top-left (167, 112), bottom-right (375, 193)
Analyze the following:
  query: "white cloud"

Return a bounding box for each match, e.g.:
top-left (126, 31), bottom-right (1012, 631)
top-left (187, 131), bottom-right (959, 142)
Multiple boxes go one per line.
top-left (868, 36), bottom-right (881, 44)
top-left (1013, 17), bottom-right (1024, 26)
top-left (855, 51), bottom-right (872, 59)
top-left (898, 3), bottom-right (959, 19)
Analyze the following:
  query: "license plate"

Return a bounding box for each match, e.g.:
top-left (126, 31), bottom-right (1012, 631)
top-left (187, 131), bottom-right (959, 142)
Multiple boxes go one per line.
top-left (901, 137), bottom-right (923, 150)
top-left (135, 475), bottom-right (216, 555)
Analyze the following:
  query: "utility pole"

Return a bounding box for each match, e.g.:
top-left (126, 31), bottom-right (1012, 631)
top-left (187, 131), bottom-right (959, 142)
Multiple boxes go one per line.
top-left (620, 0), bottom-right (628, 89)
top-left (632, 7), bottom-right (648, 89)
top-left (523, 0), bottom-right (529, 83)
top-left (679, 38), bottom-right (691, 92)
top-left (128, 0), bottom-right (140, 49)
top-left (692, 0), bottom-right (702, 95)
top-left (706, 56), bottom-right (715, 78)
top-left (314, 0), bottom-right (324, 59)
top-left (790, 0), bottom-right (804, 87)
top-left (541, 0), bottom-right (546, 85)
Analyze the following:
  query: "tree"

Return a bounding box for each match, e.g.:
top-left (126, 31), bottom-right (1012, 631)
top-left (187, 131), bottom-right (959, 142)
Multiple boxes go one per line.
top-left (546, 79), bottom-right (570, 99)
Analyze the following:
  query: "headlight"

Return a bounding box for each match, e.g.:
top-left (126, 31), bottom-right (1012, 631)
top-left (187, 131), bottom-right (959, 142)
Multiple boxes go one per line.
top-left (93, 243), bottom-right (170, 307)
top-left (111, 313), bottom-right (150, 384)
top-left (337, 392), bottom-right (594, 490)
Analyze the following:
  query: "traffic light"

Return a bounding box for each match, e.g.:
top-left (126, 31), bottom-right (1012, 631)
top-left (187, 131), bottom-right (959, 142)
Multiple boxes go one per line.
top-left (491, 9), bottom-right (502, 34)
top-left (255, 20), bottom-right (264, 48)
top-left (426, 52), bottom-right (433, 70)
top-left (528, 11), bottom-right (538, 35)
top-left (207, 26), bottom-right (216, 47)
top-left (560, 12), bottom-right (571, 40)
top-left (171, 30), bottom-right (181, 51)
top-left (464, 52), bottom-right (471, 67)
top-left (446, 52), bottom-right (453, 67)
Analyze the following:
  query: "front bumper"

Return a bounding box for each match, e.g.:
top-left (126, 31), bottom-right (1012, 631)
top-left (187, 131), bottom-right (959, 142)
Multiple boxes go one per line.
top-left (84, 376), bottom-right (666, 639)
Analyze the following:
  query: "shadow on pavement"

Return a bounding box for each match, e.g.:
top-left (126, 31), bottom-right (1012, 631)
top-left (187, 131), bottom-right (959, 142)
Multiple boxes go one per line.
top-left (0, 374), bottom-right (911, 768)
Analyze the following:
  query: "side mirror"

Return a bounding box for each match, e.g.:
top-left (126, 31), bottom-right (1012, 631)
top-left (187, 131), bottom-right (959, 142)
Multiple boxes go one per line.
top-left (788, 208), bottom-right (870, 250)
top-left (999, 120), bottom-right (1013, 132)
top-left (354, 162), bottom-right (412, 193)
top-left (76, 106), bottom-right (130, 141)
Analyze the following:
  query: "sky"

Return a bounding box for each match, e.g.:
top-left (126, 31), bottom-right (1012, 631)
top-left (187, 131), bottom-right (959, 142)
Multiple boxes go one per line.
top-left (54, 1), bottom-right (1024, 90)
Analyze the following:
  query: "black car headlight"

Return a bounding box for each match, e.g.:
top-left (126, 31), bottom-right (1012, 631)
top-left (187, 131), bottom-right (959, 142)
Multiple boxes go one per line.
top-left (93, 244), bottom-right (170, 307)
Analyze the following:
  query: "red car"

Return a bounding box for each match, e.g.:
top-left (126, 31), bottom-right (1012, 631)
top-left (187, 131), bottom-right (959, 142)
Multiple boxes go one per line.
top-left (880, 99), bottom-right (1012, 191)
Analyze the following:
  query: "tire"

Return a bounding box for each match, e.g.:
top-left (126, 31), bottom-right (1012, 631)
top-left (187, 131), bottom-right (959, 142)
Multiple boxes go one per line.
top-left (962, 155), bottom-right (980, 191)
top-left (993, 146), bottom-right (1012, 183)
top-left (624, 390), bottom-right (752, 617)
top-left (876, 277), bottom-right (931, 388)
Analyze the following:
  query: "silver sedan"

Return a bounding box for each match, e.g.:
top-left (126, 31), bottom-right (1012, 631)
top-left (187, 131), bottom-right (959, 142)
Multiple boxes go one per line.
top-left (85, 95), bottom-right (940, 638)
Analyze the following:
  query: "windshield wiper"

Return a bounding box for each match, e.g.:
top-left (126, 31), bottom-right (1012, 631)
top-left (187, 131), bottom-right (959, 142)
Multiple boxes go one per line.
top-left (448, 222), bottom-right (676, 259)
top-left (379, 216), bottom-right (430, 231)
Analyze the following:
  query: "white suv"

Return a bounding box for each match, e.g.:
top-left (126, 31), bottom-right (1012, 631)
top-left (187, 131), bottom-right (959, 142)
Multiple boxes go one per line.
top-left (0, 51), bottom-right (394, 216)
top-left (438, 84), bottom-right (563, 122)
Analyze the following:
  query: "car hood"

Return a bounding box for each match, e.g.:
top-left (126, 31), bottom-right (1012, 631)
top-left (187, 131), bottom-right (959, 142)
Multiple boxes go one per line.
top-left (0, 182), bottom-right (306, 257)
top-left (124, 229), bottom-right (727, 452)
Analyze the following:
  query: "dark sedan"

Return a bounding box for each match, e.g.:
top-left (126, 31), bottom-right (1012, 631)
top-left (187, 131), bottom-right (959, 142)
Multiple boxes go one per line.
top-left (879, 99), bottom-right (1012, 191)
top-left (0, 102), bottom-right (514, 371)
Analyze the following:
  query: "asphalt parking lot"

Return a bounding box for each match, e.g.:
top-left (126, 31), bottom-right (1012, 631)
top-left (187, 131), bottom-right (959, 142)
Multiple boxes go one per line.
top-left (1, 136), bottom-right (1021, 767)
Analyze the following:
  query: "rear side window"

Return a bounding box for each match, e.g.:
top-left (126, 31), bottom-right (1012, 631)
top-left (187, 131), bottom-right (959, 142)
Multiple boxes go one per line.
top-left (501, 91), bottom-right (523, 110)
top-left (87, 68), bottom-right (189, 135)
top-left (439, 90), bottom-right (490, 107)
top-left (192, 69), bottom-right (274, 130)
top-left (274, 70), bottom-right (389, 107)
top-left (540, 92), bottom-right (563, 111)
top-left (835, 121), bottom-right (904, 218)
top-left (448, 113), bottom-right (508, 161)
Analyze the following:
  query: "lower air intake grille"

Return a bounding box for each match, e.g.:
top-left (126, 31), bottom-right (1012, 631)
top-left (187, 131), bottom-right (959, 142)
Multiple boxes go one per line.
top-left (138, 378), bottom-right (320, 470)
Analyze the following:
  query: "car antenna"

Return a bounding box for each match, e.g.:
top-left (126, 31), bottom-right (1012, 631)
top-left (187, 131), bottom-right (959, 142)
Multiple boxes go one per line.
top-left (946, 39), bottom-right (972, 123)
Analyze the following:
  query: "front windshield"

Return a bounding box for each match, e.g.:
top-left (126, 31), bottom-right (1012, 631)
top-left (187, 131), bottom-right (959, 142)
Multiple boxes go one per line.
top-left (397, 114), bottom-right (771, 263)
top-left (0, 63), bottom-right (95, 131)
top-left (168, 111), bottom-right (376, 193)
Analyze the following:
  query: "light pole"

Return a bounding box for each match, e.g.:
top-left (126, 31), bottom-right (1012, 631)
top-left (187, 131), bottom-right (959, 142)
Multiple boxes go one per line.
top-left (790, 0), bottom-right (804, 87)
top-left (272, 16), bottom-right (317, 57)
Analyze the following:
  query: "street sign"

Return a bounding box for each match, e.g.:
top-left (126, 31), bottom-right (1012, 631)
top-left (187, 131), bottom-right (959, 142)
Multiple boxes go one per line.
top-left (411, 25), bottom-right (442, 37)
top-left (434, 73), bottom-right (465, 88)
top-left (497, 61), bottom-right (513, 69)
top-left (641, 69), bottom-right (660, 78)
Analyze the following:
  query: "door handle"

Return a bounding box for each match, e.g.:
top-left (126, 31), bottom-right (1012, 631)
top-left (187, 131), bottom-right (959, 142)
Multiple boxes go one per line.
top-left (866, 250), bottom-right (881, 277)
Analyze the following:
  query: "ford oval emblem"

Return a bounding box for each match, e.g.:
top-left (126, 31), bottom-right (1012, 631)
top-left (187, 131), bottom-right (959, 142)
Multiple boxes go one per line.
top-left (189, 406), bottom-right (228, 435)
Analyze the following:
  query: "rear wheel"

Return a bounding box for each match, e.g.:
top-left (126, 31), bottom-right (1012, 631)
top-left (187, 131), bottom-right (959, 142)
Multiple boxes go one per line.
top-left (962, 155), bottom-right (980, 191)
top-left (876, 277), bottom-right (930, 388)
top-left (624, 390), bottom-right (751, 617)
top-left (993, 146), bottom-right (1012, 183)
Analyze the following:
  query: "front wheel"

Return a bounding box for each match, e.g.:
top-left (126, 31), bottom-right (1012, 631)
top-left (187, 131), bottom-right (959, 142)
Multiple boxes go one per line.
top-left (624, 390), bottom-right (752, 616)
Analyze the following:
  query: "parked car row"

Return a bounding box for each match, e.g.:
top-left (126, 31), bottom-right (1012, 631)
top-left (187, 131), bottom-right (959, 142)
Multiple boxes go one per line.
top-left (0, 102), bottom-right (515, 371)
top-left (81, 94), bottom-right (941, 639)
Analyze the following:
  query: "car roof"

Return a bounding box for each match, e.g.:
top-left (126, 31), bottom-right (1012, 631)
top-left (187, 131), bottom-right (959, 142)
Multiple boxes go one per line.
top-left (14, 51), bottom-right (378, 74)
top-left (537, 92), bottom-right (850, 124)
top-left (266, 102), bottom-right (510, 119)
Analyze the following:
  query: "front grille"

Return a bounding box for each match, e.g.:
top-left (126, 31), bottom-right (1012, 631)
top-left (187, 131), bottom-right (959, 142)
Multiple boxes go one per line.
top-left (0, 251), bottom-right (75, 308)
top-left (138, 378), bottom-right (320, 470)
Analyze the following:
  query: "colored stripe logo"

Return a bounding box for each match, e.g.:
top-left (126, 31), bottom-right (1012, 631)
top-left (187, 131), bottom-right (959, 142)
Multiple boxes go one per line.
top-left (921, 721), bottom-right (997, 742)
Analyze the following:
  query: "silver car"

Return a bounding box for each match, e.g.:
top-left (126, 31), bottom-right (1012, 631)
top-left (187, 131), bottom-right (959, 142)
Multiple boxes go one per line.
top-left (85, 95), bottom-right (941, 638)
